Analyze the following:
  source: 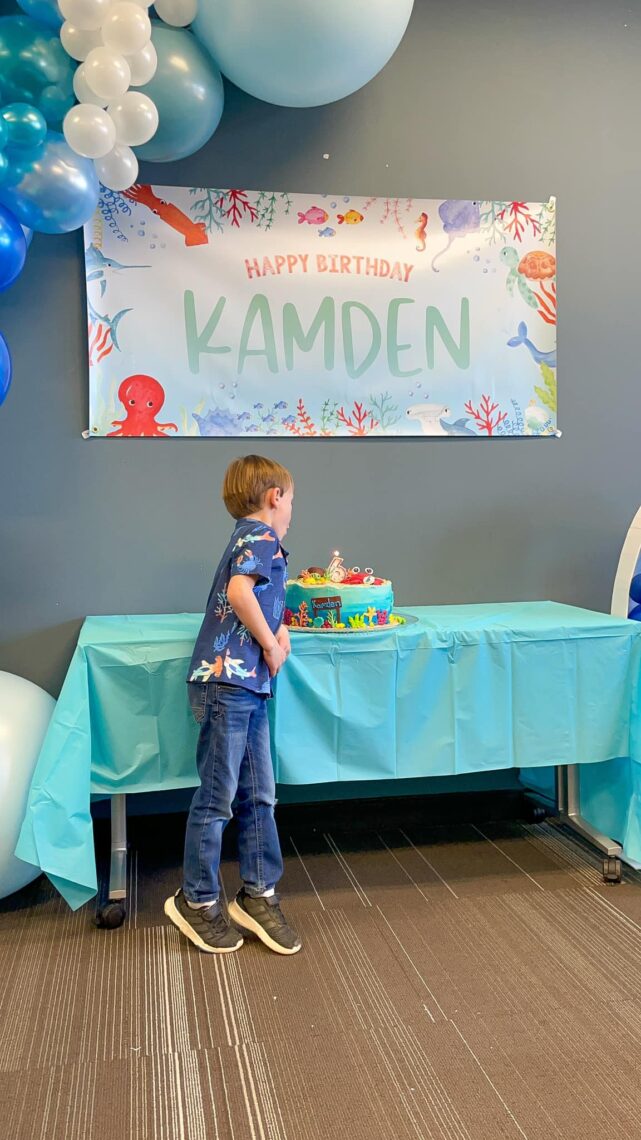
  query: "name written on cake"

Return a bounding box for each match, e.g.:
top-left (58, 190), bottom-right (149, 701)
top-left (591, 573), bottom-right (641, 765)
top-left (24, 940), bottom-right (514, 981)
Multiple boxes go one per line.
top-left (311, 597), bottom-right (342, 620)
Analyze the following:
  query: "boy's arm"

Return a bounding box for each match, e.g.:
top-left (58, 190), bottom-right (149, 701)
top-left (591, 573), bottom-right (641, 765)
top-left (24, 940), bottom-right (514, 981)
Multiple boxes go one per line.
top-left (227, 576), bottom-right (287, 676)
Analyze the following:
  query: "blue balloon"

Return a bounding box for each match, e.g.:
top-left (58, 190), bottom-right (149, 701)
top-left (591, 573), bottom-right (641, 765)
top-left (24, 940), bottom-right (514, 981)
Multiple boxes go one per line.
top-left (21, 224), bottom-right (33, 248)
top-left (193, 0), bottom-right (414, 107)
top-left (630, 573), bottom-right (641, 605)
top-left (629, 604), bottom-right (641, 622)
top-left (0, 332), bottom-right (11, 406)
top-left (1, 103), bottom-right (48, 153)
top-left (0, 16), bottom-right (74, 128)
top-left (0, 204), bottom-right (26, 292)
top-left (0, 131), bottom-right (99, 234)
top-left (136, 24), bottom-right (224, 162)
top-left (15, 0), bottom-right (62, 31)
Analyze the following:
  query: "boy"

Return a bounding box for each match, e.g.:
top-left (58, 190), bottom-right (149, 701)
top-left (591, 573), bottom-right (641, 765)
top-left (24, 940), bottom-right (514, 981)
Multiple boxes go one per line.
top-left (164, 455), bottom-right (301, 955)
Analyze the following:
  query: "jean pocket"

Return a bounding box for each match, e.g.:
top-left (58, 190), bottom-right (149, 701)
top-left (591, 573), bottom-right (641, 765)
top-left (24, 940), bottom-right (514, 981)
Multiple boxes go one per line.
top-left (188, 683), bottom-right (208, 724)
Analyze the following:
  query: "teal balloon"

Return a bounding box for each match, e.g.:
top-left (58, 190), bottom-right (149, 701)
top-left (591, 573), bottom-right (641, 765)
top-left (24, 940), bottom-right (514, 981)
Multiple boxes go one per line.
top-left (192, 0), bottom-right (414, 107)
top-left (135, 24), bottom-right (224, 162)
top-left (16, 0), bottom-right (62, 31)
top-left (2, 104), bottom-right (48, 152)
top-left (0, 131), bottom-right (99, 234)
top-left (0, 16), bottom-right (74, 128)
top-left (0, 204), bottom-right (27, 292)
top-left (0, 332), bottom-right (11, 407)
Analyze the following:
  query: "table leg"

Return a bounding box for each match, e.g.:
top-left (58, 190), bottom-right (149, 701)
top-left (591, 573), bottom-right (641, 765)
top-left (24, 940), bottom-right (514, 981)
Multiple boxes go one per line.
top-left (555, 764), bottom-right (623, 882)
top-left (95, 794), bottom-right (128, 929)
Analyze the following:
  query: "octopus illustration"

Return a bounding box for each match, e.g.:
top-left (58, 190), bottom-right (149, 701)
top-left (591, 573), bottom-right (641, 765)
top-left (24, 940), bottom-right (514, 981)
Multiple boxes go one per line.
top-left (121, 185), bottom-right (209, 247)
top-left (107, 374), bottom-right (178, 437)
top-left (501, 248), bottom-right (556, 325)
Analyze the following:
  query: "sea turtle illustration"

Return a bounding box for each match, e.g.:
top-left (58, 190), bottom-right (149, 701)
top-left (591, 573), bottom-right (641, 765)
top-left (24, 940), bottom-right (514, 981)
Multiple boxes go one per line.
top-left (500, 248), bottom-right (557, 323)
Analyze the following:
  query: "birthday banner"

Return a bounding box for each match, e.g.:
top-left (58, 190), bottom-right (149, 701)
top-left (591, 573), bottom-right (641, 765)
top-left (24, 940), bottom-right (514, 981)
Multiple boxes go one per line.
top-left (84, 187), bottom-right (557, 438)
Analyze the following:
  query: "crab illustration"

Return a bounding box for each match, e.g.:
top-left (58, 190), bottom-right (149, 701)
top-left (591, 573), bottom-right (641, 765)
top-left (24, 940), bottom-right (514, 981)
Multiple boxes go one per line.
top-left (500, 248), bottom-right (556, 325)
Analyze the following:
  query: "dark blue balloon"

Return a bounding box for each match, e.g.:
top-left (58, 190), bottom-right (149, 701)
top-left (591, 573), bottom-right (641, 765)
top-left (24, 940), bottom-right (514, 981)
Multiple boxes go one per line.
top-left (629, 604), bottom-right (641, 622)
top-left (0, 332), bottom-right (11, 406)
top-left (0, 203), bottom-right (26, 292)
top-left (630, 573), bottom-right (641, 605)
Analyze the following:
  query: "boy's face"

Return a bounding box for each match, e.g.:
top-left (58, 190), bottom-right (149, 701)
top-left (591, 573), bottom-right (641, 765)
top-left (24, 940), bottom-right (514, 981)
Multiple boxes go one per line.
top-left (271, 485), bottom-right (294, 539)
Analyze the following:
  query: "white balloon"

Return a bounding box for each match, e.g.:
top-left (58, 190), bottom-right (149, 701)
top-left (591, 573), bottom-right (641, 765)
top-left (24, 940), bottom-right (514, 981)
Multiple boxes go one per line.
top-left (83, 46), bottom-right (132, 100)
top-left (107, 91), bottom-right (158, 145)
top-left (73, 64), bottom-right (109, 107)
top-left (95, 143), bottom-right (139, 191)
top-left (154, 0), bottom-right (197, 27)
top-left (0, 672), bottom-right (55, 901)
top-left (128, 0), bottom-right (153, 7)
top-left (59, 0), bottom-right (111, 31)
top-left (63, 103), bottom-right (117, 158)
top-left (60, 22), bottom-right (103, 62)
top-left (127, 41), bottom-right (157, 86)
top-left (101, 2), bottom-right (151, 56)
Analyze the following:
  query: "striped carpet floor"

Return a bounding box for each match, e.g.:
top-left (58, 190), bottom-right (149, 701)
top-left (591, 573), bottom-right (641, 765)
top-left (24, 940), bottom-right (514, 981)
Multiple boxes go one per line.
top-left (2, 794), bottom-right (641, 1139)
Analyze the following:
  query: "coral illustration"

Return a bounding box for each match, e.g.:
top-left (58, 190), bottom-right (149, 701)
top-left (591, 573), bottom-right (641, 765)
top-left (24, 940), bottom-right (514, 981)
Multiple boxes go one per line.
top-left (189, 188), bottom-right (258, 232)
top-left (464, 394), bottom-right (508, 435)
top-left (337, 402), bottom-right (379, 436)
top-left (497, 201), bottom-right (541, 243)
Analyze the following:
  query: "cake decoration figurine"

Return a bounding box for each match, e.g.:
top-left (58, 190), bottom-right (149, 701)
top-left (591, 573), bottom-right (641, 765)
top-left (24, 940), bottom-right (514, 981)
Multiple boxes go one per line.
top-left (284, 551), bottom-right (406, 632)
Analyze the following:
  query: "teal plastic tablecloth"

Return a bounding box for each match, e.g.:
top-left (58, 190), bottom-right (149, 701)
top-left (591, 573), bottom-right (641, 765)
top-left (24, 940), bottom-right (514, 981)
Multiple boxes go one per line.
top-left (15, 602), bottom-right (641, 909)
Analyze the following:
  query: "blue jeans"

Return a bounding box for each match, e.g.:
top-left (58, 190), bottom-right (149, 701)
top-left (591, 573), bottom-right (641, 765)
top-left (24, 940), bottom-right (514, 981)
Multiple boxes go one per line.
top-left (183, 682), bottom-right (284, 903)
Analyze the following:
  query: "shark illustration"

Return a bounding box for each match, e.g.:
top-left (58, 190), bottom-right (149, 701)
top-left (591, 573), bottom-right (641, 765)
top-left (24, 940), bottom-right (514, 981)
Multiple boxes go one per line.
top-left (85, 244), bottom-right (150, 298)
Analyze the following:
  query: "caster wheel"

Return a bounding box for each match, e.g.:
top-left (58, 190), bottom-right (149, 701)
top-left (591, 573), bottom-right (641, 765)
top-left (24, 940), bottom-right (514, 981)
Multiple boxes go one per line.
top-left (524, 800), bottom-right (548, 823)
top-left (603, 857), bottom-right (622, 884)
top-left (95, 902), bottom-right (126, 928)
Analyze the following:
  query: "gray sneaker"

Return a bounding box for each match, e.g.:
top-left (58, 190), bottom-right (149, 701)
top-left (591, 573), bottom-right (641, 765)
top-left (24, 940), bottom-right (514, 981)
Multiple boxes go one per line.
top-left (164, 889), bottom-right (243, 953)
top-left (228, 889), bottom-right (302, 955)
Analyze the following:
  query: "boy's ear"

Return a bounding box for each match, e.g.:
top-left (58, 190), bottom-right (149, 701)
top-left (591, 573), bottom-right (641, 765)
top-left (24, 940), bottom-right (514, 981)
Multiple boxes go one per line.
top-left (266, 486), bottom-right (281, 509)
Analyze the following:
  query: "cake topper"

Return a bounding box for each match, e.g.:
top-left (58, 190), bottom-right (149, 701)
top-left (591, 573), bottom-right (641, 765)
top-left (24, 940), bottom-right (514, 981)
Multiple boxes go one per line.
top-left (326, 550), bottom-right (347, 583)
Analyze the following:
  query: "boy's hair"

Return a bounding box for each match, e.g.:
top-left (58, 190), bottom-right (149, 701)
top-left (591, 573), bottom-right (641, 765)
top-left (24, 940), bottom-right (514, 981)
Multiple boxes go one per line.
top-left (222, 455), bottom-right (293, 519)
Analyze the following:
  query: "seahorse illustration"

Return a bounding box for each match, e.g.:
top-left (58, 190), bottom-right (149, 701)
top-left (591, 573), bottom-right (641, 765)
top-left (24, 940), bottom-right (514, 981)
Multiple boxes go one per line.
top-left (415, 212), bottom-right (428, 252)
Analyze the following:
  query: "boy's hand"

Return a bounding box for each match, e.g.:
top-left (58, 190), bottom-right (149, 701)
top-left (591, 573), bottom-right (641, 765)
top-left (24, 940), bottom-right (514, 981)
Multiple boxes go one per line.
top-left (275, 625), bottom-right (291, 659)
top-left (264, 639), bottom-right (287, 677)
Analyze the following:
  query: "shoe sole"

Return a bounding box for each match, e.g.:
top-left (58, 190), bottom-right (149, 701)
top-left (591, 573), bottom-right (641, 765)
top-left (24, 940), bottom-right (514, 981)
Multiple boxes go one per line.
top-left (164, 895), bottom-right (243, 954)
top-left (227, 898), bottom-right (302, 956)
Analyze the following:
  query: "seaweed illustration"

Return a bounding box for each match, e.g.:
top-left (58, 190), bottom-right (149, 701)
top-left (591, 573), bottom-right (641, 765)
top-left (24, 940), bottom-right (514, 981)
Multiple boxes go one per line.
top-left (361, 197), bottom-right (414, 238)
top-left (97, 189), bottom-right (132, 243)
top-left (284, 398), bottom-right (317, 436)
top-left (255, 190), bottom-right (293, 230)
top-left (534, 363), bottom-right (557, 413)
top-left (369, 392), bottom-right (400, 429)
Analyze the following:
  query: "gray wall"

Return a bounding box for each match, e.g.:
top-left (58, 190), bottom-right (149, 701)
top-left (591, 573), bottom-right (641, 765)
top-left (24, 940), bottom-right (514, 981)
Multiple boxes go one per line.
top-left (1, 0), bottom-right (639, 697)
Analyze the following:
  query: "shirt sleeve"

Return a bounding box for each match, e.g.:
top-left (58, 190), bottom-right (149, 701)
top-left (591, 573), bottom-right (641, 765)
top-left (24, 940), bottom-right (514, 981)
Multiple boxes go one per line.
top-left (229, 530), bottom-right (278, 585)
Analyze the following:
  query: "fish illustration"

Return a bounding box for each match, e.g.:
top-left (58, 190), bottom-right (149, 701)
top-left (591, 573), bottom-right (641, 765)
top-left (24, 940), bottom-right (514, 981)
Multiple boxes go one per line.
top-left (85, 244), bottom-right (150, 298)
top-left (337, 210), bottom-right (364, 225)
top-left (298, 206), bottom-right (329, 225)
top-left (274, 400), bottom-right (287, 410)
top-left (87, 300), bottom-right (132, 364)
top-left (507, 321), bottom-right (556, 368)
top-left (223, 650), bottom-right (257, 681)
top-left (234, 532), bottom-right (275, 549)
top-left (121, 185), bottom-right (209, 247)
top-left (439, 416), bottom-right (477, 436)
top-left (415, 211), bottom-right (428, 252)
top-left (318, 226), bottom-right (336, 237)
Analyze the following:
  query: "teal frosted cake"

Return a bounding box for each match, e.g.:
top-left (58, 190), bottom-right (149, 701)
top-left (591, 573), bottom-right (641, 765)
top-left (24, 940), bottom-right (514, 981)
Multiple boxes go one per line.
top-left (284, 552), bottom-right (403, 631)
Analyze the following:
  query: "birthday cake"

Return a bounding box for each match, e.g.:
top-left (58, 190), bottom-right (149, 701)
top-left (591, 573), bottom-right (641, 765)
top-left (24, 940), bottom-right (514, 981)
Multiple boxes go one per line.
top-left (284, 552), bottom-right (404, 631)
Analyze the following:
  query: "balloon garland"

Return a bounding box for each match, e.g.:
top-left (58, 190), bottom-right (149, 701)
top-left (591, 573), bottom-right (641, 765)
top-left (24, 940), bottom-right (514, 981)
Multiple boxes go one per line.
top-left (0, 0), bottom-right (415, 410)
